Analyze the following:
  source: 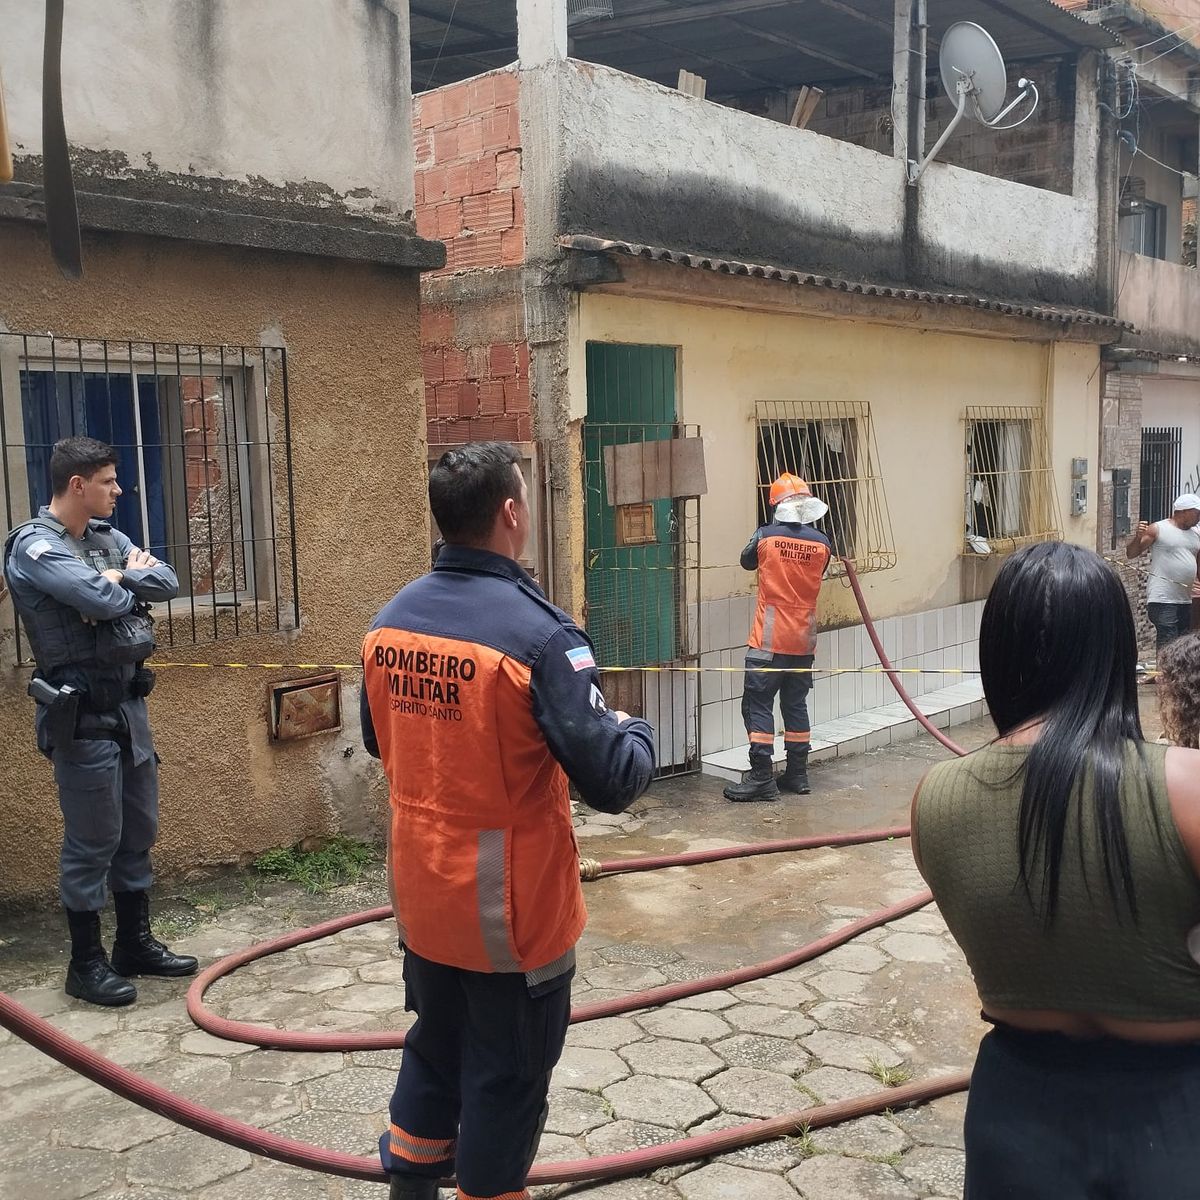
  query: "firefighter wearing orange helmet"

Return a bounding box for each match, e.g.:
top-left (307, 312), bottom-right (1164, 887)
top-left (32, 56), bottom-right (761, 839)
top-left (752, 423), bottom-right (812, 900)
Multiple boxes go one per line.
top-left (724, 473), bottom-right (831, 802)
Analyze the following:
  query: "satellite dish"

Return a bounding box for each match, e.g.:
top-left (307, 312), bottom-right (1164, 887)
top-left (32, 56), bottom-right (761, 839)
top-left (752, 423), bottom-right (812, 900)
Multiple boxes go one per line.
top-left (908, 21), bottom-right (1039, 184)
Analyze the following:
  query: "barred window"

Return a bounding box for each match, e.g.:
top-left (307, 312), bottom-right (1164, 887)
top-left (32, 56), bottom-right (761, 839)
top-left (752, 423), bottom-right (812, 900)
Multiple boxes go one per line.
top-left (1, 334), bottom-right (299, 656)
top-left (964, 405), bottom-right (1061, 552)
top-left (754, 400), bottom-right (896, 575)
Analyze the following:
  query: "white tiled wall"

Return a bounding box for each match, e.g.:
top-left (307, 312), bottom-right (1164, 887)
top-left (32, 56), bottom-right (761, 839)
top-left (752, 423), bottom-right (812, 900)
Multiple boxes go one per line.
top-left (696, 596), bottom-right (985, 758)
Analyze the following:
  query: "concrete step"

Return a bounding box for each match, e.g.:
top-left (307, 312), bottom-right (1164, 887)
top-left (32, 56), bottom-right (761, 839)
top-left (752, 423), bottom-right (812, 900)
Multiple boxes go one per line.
top-left (700, 680), bottom-right (987, 782)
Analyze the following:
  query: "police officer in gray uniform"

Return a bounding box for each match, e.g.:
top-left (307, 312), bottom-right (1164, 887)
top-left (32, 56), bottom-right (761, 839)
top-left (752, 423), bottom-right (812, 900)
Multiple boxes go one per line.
top-left (3, 437), bottom-right (197, 1006)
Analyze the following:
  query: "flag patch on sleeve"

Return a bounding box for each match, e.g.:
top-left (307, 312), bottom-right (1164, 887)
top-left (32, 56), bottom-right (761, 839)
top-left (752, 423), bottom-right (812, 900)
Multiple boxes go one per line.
top-left (566, 646), bottom-right (596, 672)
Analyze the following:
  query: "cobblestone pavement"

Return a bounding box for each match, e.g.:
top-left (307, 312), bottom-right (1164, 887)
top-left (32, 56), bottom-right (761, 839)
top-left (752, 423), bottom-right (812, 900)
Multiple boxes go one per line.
top-left (0, 723), bottom-right (1001, 1200)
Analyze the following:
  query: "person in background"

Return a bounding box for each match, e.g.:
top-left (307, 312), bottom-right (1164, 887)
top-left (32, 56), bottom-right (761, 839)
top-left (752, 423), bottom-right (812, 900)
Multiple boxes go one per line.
top-left (3, 437), bottom-right (196, 1007)
top-left (912, 542), bottom-right (1200, 1198)
top-left (1157, 632), bottom-right (1200, 749)
top-left (1126, 493), bottom-right (1200, 654)
top-left (361, 442), bottom-right (656, 1200)
top-left (723, 474), bottom-right (831, 803)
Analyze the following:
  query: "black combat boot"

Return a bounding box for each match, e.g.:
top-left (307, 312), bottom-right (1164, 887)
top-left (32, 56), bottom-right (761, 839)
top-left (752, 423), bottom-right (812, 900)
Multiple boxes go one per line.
top-left (111, 890), bottom-right (198, 978)
top-left (388, 1177), bottom-right (440, 1200)
top-left (64, 908), bottom-right (137, 1006)
top-left (779, 747), bottom-right (812, 795)
top-left (723, 753), bottom-right (780, 802)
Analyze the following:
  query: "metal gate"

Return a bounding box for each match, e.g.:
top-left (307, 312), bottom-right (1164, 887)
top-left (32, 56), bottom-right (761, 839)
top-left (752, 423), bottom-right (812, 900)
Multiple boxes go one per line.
top-left (1140, 426), bottom-right (1182, 523)
top-left (582, 343), bottom-right (700, 777)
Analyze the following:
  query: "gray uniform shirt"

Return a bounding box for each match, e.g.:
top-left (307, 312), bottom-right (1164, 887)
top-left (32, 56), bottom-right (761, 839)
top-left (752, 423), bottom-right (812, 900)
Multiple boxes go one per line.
top-left (6, 507), bottom-right (179, 763)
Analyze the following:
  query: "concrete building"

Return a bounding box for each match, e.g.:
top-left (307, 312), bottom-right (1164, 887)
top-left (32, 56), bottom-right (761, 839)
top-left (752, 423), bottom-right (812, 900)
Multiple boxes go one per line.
top-left (0, 0), bottom-right (441, 902)
top-left (408, 0), bottom-right (1125, 778)
top-left (1056, 3), bottom-right (1200, 597)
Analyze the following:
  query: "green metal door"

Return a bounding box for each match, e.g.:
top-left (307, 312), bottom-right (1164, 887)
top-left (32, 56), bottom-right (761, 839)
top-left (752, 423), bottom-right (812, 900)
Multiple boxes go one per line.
top-left (583, 343), bottom-right (678, 668)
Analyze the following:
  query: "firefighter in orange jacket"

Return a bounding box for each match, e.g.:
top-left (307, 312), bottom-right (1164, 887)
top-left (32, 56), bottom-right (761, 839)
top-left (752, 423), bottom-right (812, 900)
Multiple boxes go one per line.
top-left (361, 442), bottom-right (656, 1200)
top-left (724, 474), bottom-right (831, 803)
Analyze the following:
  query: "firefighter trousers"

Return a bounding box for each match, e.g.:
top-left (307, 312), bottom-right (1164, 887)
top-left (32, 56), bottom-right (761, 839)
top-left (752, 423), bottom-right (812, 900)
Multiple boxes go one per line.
top-left (380, 947), bottom-right (572, 1199)
top-left (740, 649), bottom-right (814, 757)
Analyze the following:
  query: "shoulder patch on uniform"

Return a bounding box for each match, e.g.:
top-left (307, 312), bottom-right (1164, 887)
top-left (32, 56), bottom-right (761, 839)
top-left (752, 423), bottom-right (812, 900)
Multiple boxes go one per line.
top-left (589, 683), bottom-right (608, 714)
top-left (566, 645), bottom-right (596, 672)
top-left (25, 538), bottom-right (53, 561)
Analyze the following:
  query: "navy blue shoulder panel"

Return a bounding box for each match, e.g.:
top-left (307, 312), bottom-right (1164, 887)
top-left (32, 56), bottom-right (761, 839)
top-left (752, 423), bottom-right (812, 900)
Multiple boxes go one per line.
top-left (761, 522), bottom-right (832, 549)
top-left (369, 564), bottom-right (577, 668)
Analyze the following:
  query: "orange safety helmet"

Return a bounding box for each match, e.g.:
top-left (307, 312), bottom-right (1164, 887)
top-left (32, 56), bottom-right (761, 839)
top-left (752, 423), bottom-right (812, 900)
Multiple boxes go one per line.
top-left (768, 473), bottom-right (813, 508)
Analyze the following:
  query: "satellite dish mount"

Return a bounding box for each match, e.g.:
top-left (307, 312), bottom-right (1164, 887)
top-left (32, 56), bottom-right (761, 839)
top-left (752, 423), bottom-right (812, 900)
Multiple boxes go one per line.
top-left (908, 22), bottom-right (1039, 185)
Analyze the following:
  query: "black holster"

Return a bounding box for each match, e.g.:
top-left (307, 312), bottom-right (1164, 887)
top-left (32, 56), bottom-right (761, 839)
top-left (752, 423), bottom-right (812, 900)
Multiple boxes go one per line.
top-left (29, 677), bottom-right (80, 748)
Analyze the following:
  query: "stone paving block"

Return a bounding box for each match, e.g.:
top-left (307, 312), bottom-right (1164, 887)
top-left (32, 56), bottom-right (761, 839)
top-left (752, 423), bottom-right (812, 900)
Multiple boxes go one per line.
top-left (619, 1037), bottom-right (725, 1082)
top-left (58, 1100), bottom-right (176, 1151)
top-left (693, 1113), bottom-right (806, 1172)
top-left (565, 1015), bottom-right (644, 1050)
top-left (897, 1145), bottom-right (967, 1195)
top-left (728, 977), bottom-right (816, 1008)
top-left (0, 1070), bottom-right (105, 1121)
top-left (553, 1046), bottom-right (630, 1090)
top-left (189, 1076), bottom-right (304, 1126)
top-left (269, 1110), bottom-right (383, 1157)
top-left (195, 1163), bottom-right (330, 1199)
top-left (879, 933), bottom-right (955, 964)
top-left (303, 1065), bottom-right (397, 1113)
top-left (703, 1066), bottom-right (808, 1118)
top-left (0, 1038), bottom-right (69, 1087)
top-left (545, 1086), bottom-right (613, 1136)
top-left (90, 1030), bottom-right (172, 1067)
top-left (595, 943), bottom-right (683, 967)
top-left (670, 990), bottom-right (738, 1011)
top-left (0, 1114), bottom-right (55, 1163)
top-left (266, 964), bottom-right (357, 993)
top-left (7, 986), bottom-right (73, 1018)
top-left (0, 1147), bottom-right (120, 1200)
top-left (302, 1008), bottom-right (394, 1033)
top-left (724, 1003), bottom-right (816, 1039)
top-left (348, 1049), bottom-right (404, 1071)
top-left (603, 1076), bottom-right (718, 1129)
top-left (788, 1154), bottom-right (918, 1200)
top-left (142, 1055), bottom-right (233, 1095)
top-left (548, 1180), bottom-right (677, 1199)
top-left (357, 957), bottom-right (404, 985)
top-left (535, 1132), bottom-right (587, 1162)
top-left (219, 991), bottom-right (324, 1024)
top-left (676, 1162), bottom-right (799, 1199)
top-left (583, 963), bottom-right (669, 992)
top-left (808, 969), bottom-right (870, 1000)
top-left (801, 1030), bottom-right (903, 1072)
top-left (809, 1000), bottom-right (877, 1035)
top-left (634, 1007), bottom-right (731, 1043)
top-left (799, 1065), bottom-right (885, 1103)
top-left (710, 1032), bottom-right (809, 1075)
top-left (327, 983), bottom-right (404, 1012)
top-left (660, 961), bottom-right (726, 983)
top-left (810, 1114), bottom-right (911, 1159)
top-left (179, 1030), bottom-right (257, 1057)
top-left (236, 1049), bottom-right (345, 1084)
top-left (173, 927), bottom-right (256, 958)
top-left (122, 1001), bottom-right (192, 1034)
top-left (50, 1007), bottom-right (123, 1039)
top-left (583, 1117), bottom-right (678, 1156)
top-left (125, 1130), bottom-right (253, 1189)
top-left (891, 1092), bottom-right (966, 1150)
top-left (812, 944), bottom-right (891, 974)
top-left (303, 945), bottom-right (388, 968)
top-left (884, 911), bottom-right (946, 935)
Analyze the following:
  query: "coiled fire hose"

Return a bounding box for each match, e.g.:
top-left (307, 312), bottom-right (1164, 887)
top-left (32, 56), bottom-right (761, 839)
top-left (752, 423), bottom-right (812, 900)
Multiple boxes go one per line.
top-left (0, 557), bottom-right (974, 1186)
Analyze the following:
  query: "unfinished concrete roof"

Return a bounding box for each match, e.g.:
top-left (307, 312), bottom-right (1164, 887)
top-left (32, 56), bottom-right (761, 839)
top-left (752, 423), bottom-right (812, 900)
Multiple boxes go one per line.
top-left (412, 0), bottom-right (1120, 93)
top-left (560, 233), bottom-right (1133, 331)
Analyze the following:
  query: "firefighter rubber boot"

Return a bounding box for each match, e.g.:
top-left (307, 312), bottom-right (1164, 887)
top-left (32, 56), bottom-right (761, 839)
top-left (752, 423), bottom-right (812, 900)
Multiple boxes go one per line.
top-left (779, 748), bottom-right (812, 795)
top-left (65, 908), bottom-right (137, 1006)
top-left (111, 890), bottom-right (199, 978)
top-left (723, 752), bottom-right (780, 802)
top-left (388, 1177), bottom-right (440, 1200)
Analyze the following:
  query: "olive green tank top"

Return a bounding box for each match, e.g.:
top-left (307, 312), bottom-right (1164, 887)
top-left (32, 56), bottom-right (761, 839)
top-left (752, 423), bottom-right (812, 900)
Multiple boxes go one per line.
top-left (915, 741), bottom-right (1200, 1021)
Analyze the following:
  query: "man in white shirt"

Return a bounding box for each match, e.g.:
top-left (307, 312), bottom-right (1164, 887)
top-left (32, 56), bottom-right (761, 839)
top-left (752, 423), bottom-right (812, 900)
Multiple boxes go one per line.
top-left (1126, 493), bottom-right (1200, 653)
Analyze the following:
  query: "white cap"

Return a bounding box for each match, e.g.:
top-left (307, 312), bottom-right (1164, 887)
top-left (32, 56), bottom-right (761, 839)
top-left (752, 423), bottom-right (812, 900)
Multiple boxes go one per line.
top-left (774, 495), bottom-right (829, 525)
top-left (1174, 493), bottom-right (1200, 512)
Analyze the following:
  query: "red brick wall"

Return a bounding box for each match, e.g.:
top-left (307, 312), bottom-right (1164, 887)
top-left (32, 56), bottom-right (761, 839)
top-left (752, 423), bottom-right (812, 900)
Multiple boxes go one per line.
top-left (414, 68), bottom-right (531, 447)
top-left (414, 69), bottom-right (524, 274)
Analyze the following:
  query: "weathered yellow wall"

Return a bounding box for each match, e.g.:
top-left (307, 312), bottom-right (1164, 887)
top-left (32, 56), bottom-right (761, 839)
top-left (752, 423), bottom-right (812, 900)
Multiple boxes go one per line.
top-left (571, 292), bottom-right (1099, 626)
top-left (0, 225), bottom-right (425, 904)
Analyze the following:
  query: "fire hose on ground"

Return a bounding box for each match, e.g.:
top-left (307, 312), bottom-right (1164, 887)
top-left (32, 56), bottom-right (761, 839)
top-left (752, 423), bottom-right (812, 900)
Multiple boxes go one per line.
top-left (0, 558), bottom-right (974, 1187)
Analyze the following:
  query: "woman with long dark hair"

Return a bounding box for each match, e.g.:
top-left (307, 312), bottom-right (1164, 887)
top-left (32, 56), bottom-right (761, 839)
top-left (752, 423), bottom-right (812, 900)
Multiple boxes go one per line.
top-left (912, 541), bottom-right (1200, 1198)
